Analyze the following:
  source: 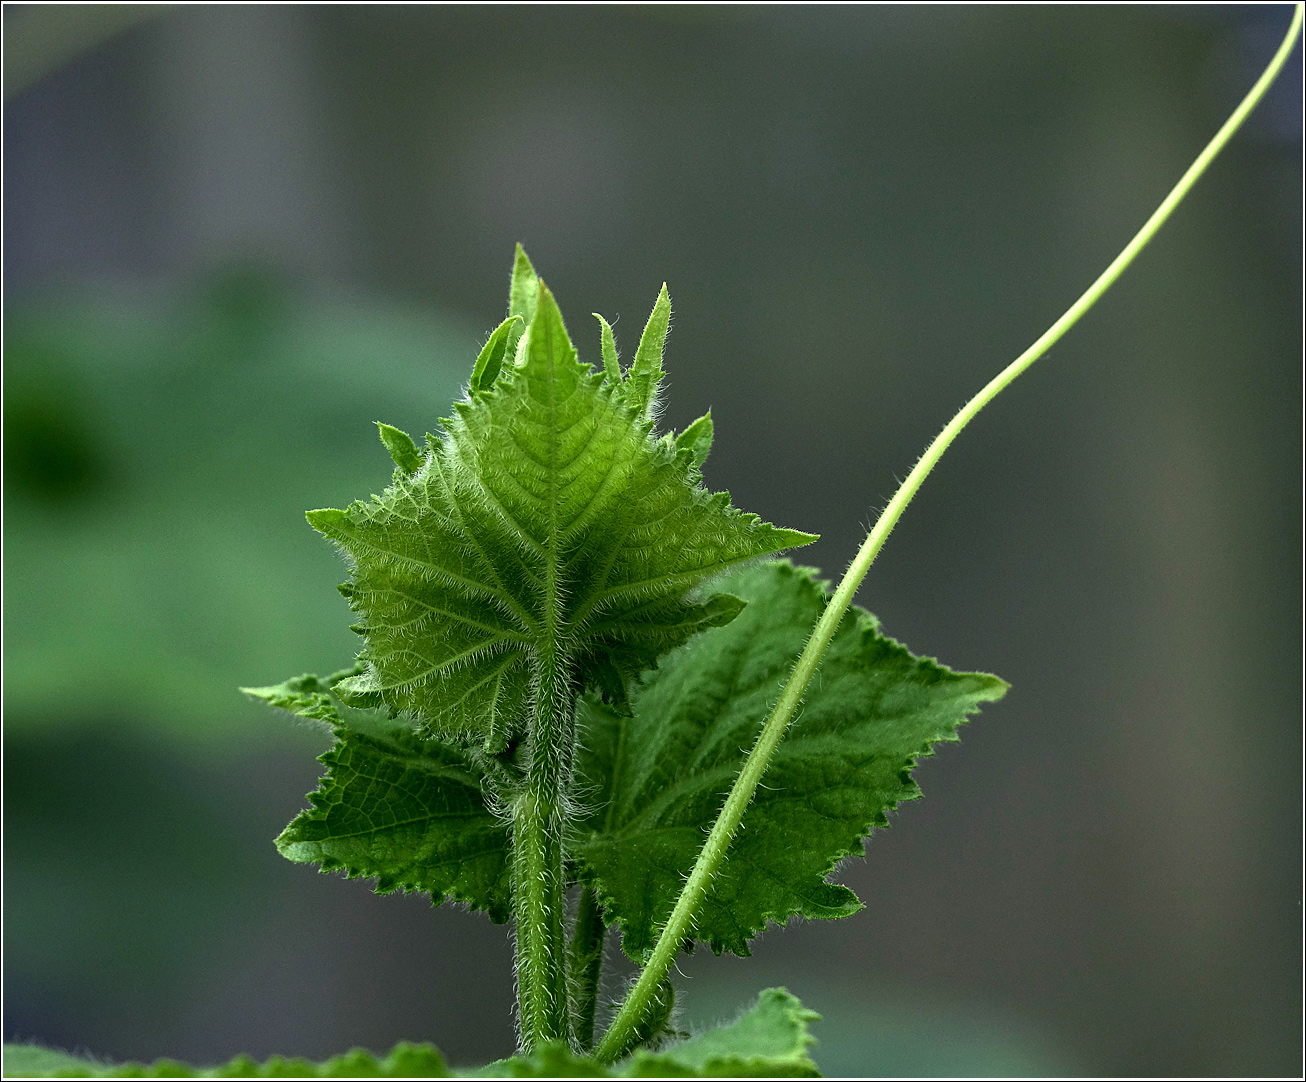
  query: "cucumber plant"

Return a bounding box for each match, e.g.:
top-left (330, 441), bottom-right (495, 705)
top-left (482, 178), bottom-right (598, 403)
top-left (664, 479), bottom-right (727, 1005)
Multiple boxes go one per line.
top-left (6, 7), bottom-right (1299, 1077)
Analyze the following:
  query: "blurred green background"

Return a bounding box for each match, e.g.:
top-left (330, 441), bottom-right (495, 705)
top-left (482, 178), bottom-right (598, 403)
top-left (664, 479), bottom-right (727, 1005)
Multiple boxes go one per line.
top-left (3, 4), bottom-right (1300, 1076)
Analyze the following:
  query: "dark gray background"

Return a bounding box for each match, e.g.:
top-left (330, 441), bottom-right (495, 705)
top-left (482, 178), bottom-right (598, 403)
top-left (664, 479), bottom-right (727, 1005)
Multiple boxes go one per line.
top-left (4, 4), bottom-right (1301, 1076)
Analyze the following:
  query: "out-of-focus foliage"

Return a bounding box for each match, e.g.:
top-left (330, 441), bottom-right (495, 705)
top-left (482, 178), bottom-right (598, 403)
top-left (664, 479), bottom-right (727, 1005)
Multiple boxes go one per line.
top-left (1, 1039), bottom-right (451, 1077)
top-left (4, 264), bottom-right (475, 743)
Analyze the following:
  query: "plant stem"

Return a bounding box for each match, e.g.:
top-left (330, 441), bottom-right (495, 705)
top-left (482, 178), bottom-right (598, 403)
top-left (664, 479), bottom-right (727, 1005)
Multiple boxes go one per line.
top-left (512, 641), bottom-right (571, 1049)
top-left (569, 884), bottom-right (607, 1050)
top-left (593, 4), bottom-right (1304, 1064)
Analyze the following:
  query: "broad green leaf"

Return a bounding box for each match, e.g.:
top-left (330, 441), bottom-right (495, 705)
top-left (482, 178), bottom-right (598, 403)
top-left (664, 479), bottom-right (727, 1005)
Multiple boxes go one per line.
top-left (308, 277), bottom-right (814, 748)
top-left (576, 560), bottom-right (1008, 958)
top-left (1, 1041), bottom-right (451, 1078)
top-left (473, 1044), bottom-right (612, 1078)
top-left (247, 675), bottom-right (512, 921)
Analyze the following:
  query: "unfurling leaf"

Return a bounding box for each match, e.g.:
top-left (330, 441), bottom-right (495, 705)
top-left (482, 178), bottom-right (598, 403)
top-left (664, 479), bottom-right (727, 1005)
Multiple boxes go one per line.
top-left (625, 284), bottom-right (670, 419)
top-left (241, 665), bottom-right (360, 729)
top-left (470, 316), bottom-right (524, 393)
top-left (674, 412), bottom-right (713, 472)
top-left (307, 283), bottom-right (814, 749)
top-left (593, 313), bottom-right (621, 383)
top-left (576, 560), bottom-right (1008, 959)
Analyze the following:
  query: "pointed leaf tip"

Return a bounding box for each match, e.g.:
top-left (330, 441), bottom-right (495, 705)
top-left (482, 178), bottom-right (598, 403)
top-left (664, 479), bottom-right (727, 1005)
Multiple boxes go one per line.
top-left (675, 411), bottom-right (714, 469)
top-left (509, 244), bottom-right (540, 325)
top-left (523, 281), bottom-right (582, 382)
top-left (627, 283), bottom-right (672, 418)
top-left (305, 507), bottom-right (349, 535)
top-left (594, 313), bottom-right (621, 382)
top-left (376, 422), bottom-right (423, 472)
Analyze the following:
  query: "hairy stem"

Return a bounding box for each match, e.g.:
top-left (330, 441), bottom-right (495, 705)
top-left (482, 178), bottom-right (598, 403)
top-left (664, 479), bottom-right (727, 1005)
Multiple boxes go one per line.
top-left (594, 4), bottom-right (1304, 1064)
top-left (569, 884), bottom-right (607, 1050)
top-left (512, 642), bottom-right (571, 1049)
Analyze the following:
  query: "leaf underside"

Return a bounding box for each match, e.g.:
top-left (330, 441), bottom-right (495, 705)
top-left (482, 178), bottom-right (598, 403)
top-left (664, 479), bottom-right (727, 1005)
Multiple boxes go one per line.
top-left (243, 672), bottom-right (511, 921)
top-left (307, 253), bottom-right (813, 750)
top-left (4, 989), bottom-right (818, 1077)
top-left (576, 560), bottom-right (1009, 959)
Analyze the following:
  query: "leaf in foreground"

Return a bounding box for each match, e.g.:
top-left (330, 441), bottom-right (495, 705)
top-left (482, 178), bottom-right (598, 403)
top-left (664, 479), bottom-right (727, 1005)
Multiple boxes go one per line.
top-left (243, 673), bottom-right (511, 921)
top-left (307, 254), bottom-right (814, 749)
top-left (0, 1041), bottom-right (450, 1078)
top-left (4, 988), bottom-right (819, 1077)
top-left (576, 560), bottom-right (1009, 959)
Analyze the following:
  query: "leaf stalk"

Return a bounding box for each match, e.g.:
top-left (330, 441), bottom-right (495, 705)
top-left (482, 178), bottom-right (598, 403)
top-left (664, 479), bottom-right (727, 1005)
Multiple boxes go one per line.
top-left (512, 640), bottom-right (572, 1047)
top-left (568, 884), bottom-right (607, 1050)
top-left (593, 3), bottom-right (1303, 1063)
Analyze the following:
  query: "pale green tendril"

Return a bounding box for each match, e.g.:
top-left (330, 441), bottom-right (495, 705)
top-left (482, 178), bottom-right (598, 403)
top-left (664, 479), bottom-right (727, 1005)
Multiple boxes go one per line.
top-left (595, 4), bottom-right (1304, 1063)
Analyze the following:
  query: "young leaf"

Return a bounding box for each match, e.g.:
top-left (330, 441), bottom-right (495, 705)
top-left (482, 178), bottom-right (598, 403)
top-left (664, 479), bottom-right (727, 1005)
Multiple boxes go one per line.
top-left (376, 422), bottom-right (425, 474)
top-left (593, 313), bottom-right (621, 383)
top-left (506, 244), bottom-right (539, 362)
top-left (575, 560), bottom-right (1008, 959)
top-left (248, 676), bottom-right (512, 921)
top-left (240, 666), bottom-right (361, 729)
top-left (1, 1040), bottom-right (452, 1078)
top-left (625, 284), bottom-right (670, 418)
top-left (306, 283), bottom-right (814, 748)
top-left (470, 316), bottom-right (524, 393)
top-left (673, 412), bottom-right (713, 471)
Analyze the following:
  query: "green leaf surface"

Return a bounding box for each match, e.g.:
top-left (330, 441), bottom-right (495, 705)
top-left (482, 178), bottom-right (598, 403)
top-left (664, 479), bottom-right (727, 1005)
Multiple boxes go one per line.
top-left (629, 988), bottom-right (820, 1077)
top-left (1, 1041), bottom-right (451, 1078)
top-left (247, 675), bottom-right (512, 920)
top-left (593, 313), bottom-right (621, 383)
top-left (508, 245), bottom-right (541, 329)
top-left (309, 277), bottom-right (814, 748)
top-left (576, 560), bottom-right (1008, 959)
top-left (378, 423), bottom-right (425, 474)
top-left (674, 412), bottom-right (714, 471)
top-left (626, 284), bottom-right (671, 419)
top-left (4, 990), bottom-right (818, 1076)
top-left (473, 1044), bottom-right (613, 1078)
